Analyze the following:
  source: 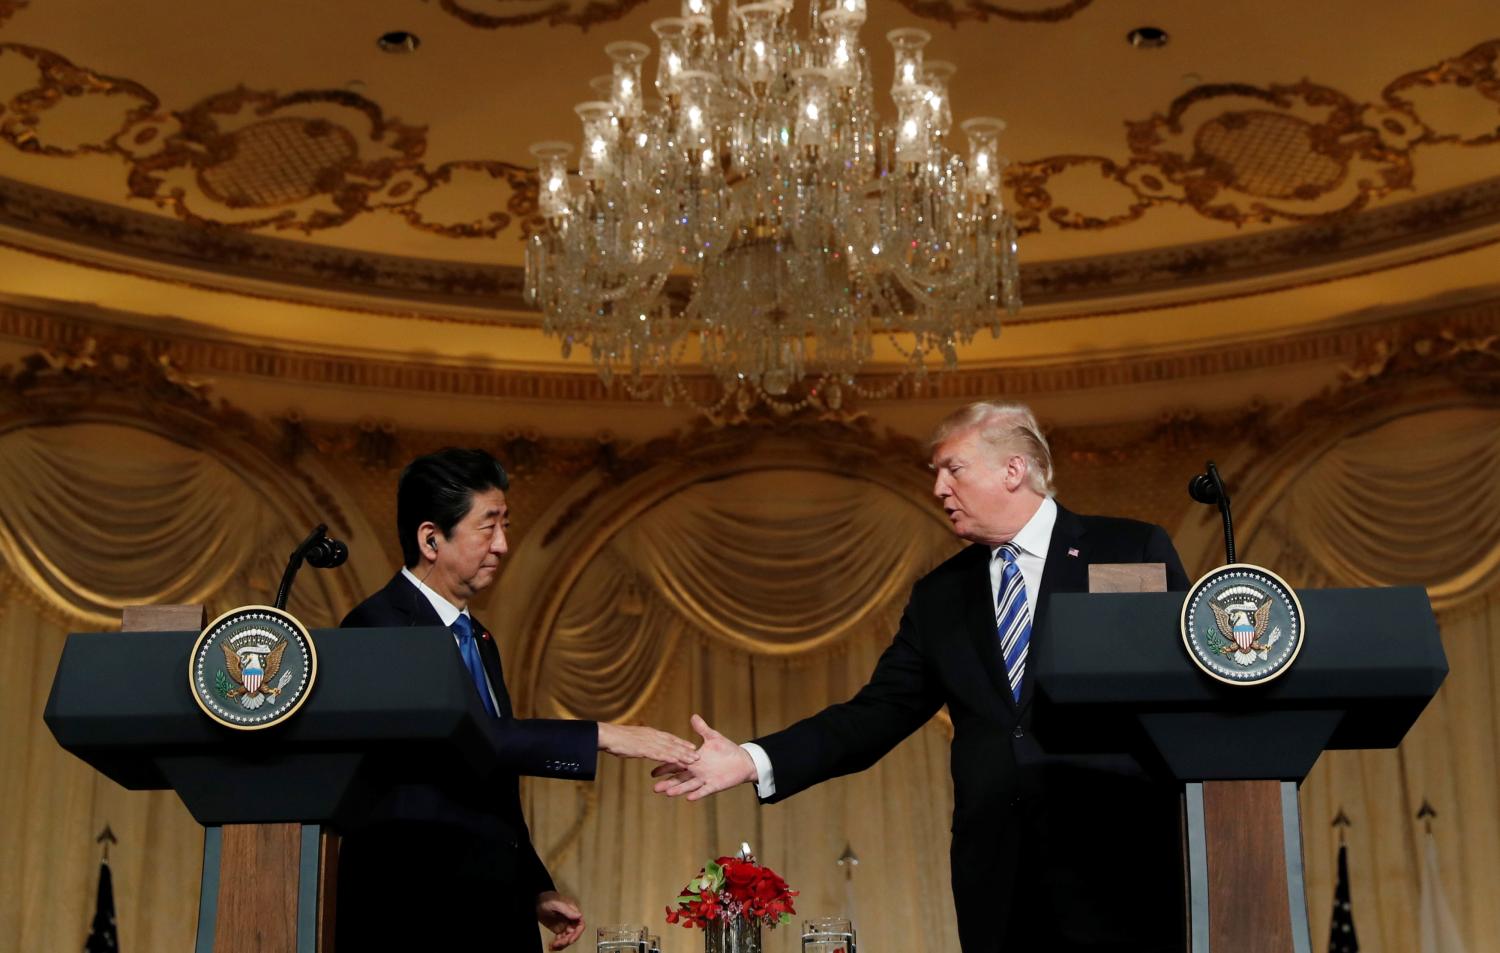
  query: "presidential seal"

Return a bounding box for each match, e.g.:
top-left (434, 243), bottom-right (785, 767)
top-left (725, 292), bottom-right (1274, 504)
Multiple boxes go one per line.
top-left (1180, 564), bottom-right (1305, 686)
top-left (189, 605), bottom-right (317, 729)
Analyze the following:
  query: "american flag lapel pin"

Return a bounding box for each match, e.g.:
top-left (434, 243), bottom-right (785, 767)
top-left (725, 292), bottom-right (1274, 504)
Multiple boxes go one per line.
top-left (1067, 547), bottom-right (1080, 557)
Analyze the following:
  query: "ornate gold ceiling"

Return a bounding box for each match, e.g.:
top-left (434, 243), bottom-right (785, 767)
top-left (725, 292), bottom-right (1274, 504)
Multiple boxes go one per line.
top-left (1, 0), bottom-right (1499, 376)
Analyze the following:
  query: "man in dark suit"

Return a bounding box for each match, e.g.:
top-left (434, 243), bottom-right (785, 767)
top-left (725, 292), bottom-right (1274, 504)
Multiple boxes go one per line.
top-left (654, 402), bottom-right (1190, 952)
top-left (338, 448), bottom-right (697, 952)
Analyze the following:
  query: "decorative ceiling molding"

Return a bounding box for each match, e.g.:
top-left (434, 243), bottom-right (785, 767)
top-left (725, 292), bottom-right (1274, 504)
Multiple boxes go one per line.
top-left (422, 0), bottom-right (1097, 30)
top-left (1, 295), bottom-right (1495, 406)
top-left (0, 44), bottom-right (544, 240)
top-left (2, 37), bottom-right (1498, 248)
top-left (891, 0), bottom-right (1094, 27)
top-left (5, 174), bottom-right (1500, 324)
top-left (0, 1), bottom-right (27, 28)
top-left (422, 0), bottom-right (652, 30)
top-left (1013, 39), bottom-right (1500, 234)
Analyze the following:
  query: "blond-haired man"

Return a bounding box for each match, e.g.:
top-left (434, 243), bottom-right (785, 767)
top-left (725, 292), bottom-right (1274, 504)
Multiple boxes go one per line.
top-left (656, 402), bottom-right (1189, 953)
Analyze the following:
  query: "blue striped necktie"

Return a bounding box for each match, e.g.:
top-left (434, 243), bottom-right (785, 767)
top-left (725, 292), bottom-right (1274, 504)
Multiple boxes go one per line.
top-left (995, 543), bottom-right (1032, 703)
top-left (451, 614), bottom-right (499, 718)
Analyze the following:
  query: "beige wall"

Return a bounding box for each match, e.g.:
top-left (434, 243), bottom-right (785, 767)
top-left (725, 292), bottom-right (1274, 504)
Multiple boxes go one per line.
top-left (2, 299), bottom-right (1497, 951)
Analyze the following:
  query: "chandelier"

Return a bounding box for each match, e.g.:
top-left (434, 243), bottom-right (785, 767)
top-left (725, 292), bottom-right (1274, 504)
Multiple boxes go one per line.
top-left (523, 0), bottom-right (1020, 410)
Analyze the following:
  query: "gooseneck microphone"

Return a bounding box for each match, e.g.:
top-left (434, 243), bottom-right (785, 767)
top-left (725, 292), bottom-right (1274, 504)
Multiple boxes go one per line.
top-left (274, 523), bottom-right (350, 609)
top-left (1189, 461), bottom-right (1236, 565)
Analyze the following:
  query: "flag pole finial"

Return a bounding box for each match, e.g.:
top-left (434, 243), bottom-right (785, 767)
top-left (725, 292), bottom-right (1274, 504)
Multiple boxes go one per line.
top-left (95, 825), bottom-right (117, 860)
top-left (1416, 799), bottom-right (1437, 834)
top-left (1331, 808), bottom-right (1352, 844)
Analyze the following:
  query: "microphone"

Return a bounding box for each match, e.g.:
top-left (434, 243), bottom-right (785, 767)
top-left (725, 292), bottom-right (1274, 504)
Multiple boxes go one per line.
top-left (305, 536), bottom-right (348, 569)
top-left (274, 523), bottom-right (350, 609)
top-left (1188, 461), bottom-right (1236, 565)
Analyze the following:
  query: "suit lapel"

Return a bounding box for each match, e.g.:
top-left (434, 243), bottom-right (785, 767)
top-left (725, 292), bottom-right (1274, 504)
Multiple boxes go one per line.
top-left (1021, 503), bottom-right (1088, 712)
top-left (471, 616), bottom-right (514, 718)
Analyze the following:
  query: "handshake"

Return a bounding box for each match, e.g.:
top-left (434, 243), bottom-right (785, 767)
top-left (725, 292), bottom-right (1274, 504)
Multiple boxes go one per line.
top-left (598, 713), bottom-right (759, 801)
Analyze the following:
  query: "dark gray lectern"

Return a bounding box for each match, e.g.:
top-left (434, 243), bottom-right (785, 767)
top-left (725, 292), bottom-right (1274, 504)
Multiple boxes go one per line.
top-left (1032, 587), bottom-right (1447, 953)
top-left (45, 625), bottom-right (510, 953)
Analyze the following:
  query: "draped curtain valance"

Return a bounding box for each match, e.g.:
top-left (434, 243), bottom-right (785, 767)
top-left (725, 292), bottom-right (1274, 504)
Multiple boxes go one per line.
top-left (0, 421), bottom-right (376, 628)
top-left (535, 468), bottom-right (959, 722)
top-left (1249, 407), bottom-right (1500, 608)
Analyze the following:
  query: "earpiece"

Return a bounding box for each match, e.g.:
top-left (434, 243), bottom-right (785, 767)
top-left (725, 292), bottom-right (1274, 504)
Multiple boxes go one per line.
top-left (427, 535), bottom-right (438, 552)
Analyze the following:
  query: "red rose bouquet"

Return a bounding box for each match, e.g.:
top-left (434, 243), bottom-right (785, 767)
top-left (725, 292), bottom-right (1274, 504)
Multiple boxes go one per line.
top-left (665, 855), bottom-right (798, 930)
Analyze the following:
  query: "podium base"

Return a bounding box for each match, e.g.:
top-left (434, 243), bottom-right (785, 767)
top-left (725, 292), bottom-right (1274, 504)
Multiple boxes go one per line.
top-left (1184, 781), bottom-right (1313, 953)
top-left (195, 824), bottom-right (334, 953)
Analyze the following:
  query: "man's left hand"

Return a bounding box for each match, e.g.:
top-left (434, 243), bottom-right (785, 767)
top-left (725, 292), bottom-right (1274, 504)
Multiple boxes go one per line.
top-left (536, 891), bottom-right (585, 951)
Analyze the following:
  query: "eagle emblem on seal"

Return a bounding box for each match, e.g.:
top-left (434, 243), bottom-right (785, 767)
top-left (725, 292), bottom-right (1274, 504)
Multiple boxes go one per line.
top-left (219, 636), bottom-right (293, 710)
top-left (1206, 585), bottom-right (1284, 667)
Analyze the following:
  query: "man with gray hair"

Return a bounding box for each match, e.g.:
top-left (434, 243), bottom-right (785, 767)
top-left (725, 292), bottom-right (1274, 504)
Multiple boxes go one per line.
top-left (654, 401), bottom-right (1189, 952)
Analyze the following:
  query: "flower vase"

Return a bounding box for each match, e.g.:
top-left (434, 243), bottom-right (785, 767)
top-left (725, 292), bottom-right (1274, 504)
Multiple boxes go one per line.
top-left (704, 917), bottom-right (762, 953)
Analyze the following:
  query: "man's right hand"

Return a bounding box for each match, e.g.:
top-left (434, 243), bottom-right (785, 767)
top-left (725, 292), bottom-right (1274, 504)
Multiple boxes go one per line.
top-left (597, 722), bottom-right (699, 767)
top-left (650, 714), bottom-right (758, 801)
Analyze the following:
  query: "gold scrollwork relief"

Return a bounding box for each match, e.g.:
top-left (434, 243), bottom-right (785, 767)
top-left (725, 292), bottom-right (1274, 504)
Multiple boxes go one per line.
top-left (0, 1), bottom-right (28, 28)
top-left (1013, 39), bottom-right (1500, 234)
top-left (0, 44), bottom-right (159, 158)
top-left (3, 37), bottom-right (1500, 242)
top-left (864, 0), bottom-right (1094, 27)
top-left (0, 43), bottom-right (544, 239)
top-left (423, 0), bottom-right (652, 30)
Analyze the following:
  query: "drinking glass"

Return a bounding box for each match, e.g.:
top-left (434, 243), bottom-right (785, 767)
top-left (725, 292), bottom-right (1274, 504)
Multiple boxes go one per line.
top-left (598, 924), bottom-right (647, 953)
top-left (802, 917), bottom-right (855, 953)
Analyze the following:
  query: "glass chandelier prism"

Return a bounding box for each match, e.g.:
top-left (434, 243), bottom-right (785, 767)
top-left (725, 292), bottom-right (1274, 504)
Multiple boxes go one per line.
top-left (524, 0), bottom-right (1020, 409)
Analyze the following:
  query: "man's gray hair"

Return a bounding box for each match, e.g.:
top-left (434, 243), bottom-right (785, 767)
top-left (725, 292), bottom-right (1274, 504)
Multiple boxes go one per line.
top-left (930, 401), bottom-right (1055, 495)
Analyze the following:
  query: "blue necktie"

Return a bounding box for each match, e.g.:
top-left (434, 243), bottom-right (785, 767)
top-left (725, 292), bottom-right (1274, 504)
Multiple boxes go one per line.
top-left (996, 543), bottom-right (1033, 703)
top-left (451, 614), bottom-right (499, 718)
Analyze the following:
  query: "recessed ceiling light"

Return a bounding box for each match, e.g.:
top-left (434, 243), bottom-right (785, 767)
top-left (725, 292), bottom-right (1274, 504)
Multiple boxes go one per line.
top-left (1127, 26), bottom-right (1169, 49)
top-left (377, 31), bottom-right (420, 54)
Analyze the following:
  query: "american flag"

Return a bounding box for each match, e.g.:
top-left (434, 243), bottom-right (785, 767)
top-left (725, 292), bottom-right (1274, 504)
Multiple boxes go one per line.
top-left (1328, 841), bottom-right (1358, 953)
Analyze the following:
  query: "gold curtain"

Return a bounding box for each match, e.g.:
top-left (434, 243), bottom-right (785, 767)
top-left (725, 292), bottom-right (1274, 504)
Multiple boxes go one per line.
top-left (1248, 407), bottom-right (1500, 953)
top-left (521, 468), bottom-right (965, 950)
top-left (0, 422), bottom-right (373, 952)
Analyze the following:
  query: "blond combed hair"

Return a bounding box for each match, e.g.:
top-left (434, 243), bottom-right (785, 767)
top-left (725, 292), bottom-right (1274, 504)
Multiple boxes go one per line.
top-left (930, 401), bottom-right (1055, 495)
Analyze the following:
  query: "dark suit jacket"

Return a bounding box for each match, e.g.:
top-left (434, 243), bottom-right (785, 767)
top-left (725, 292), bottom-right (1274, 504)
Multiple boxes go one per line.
top-left (336, 571), bottom-right (598, 950)
top-left (754, 504), bottom-right (1191, 953)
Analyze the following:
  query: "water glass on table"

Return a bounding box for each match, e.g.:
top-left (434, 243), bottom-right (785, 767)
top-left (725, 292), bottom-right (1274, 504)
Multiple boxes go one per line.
top-left (802, 917), bottom-right (855, 953)
top-left (598, 924), bottom-right (647, 953)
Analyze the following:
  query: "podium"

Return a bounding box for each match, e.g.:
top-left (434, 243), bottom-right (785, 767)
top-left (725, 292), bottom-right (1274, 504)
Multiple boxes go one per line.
top-left (1032, 587), bottom-right (1447, 953)
top-left (44, 621), bottom-right (510, 953)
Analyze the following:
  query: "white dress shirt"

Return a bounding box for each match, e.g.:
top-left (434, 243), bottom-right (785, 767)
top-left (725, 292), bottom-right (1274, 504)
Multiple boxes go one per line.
top-left (990, 496), bottom-right (1056, 620)
top-left (742, 496), bottom-right (1058, 799)
top-left (402, 566), bottom-right (503, 715)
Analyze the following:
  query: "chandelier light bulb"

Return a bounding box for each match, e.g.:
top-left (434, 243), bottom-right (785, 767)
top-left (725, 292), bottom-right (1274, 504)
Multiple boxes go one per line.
top-left (960, 117), bottom-right (1006, 197)
top-left (651, 18), bottom-right (692, 96)
top-left (922, 60), bottom-right (955, 137)
top-left (528, 141), bottom-right (573, 219)
top-left (793, 67), bottom-right (833, 147)
top-left (821, 0), bottom-right (866, 27)
top-left (887, 27), bottom-right (931, 94)
top-left (605, 41), bottom-right (651, 119)
top-left (574, 101), bottom-right (617, 181)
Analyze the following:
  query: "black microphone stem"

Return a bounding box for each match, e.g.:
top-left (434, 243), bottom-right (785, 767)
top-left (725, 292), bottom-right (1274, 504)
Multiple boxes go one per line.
top-left (275, 524), bottom-right (328, 610)
top-left (1208, 462), bottom-right (1235, 565)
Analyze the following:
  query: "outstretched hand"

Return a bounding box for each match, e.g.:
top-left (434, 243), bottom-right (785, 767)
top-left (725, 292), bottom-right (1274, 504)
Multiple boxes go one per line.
top-left (651, 714), bottom-right (758, 801)
top-left (536, 891), bottom-right (585, 951)
top-left (597, 722), bottom-right (699, 767)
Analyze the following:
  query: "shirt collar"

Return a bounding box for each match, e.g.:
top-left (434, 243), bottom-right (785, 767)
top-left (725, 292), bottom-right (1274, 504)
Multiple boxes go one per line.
top-left (401, 566), bottom-right (468, 627)
top-left (992, 496), bottom-right (1057, 561)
